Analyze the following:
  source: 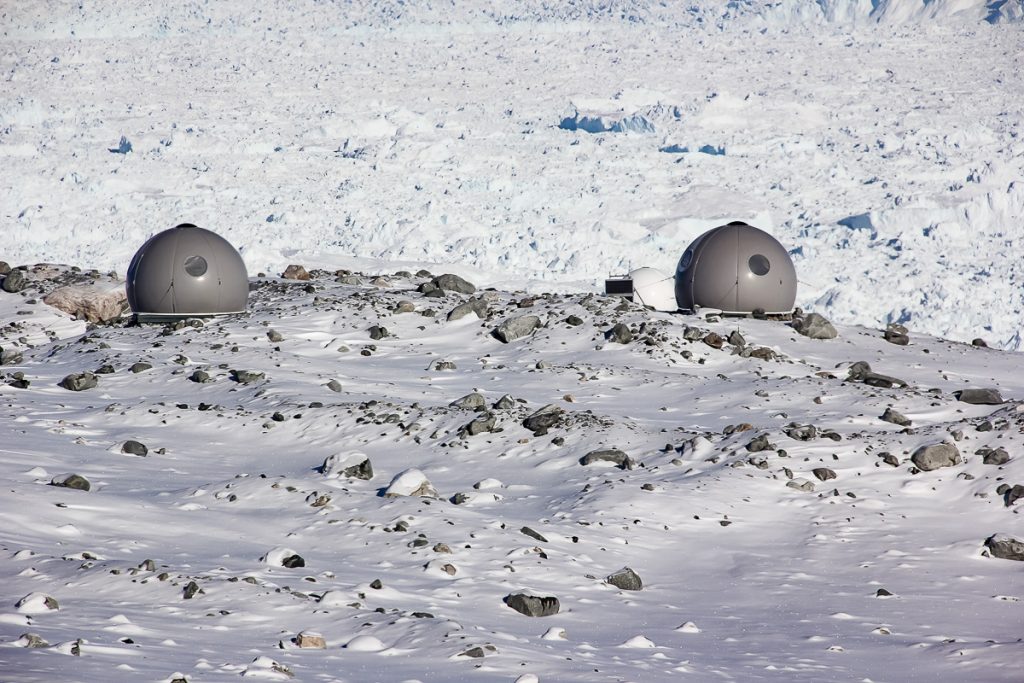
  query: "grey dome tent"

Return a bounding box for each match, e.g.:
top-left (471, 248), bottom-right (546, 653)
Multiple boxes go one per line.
top-left (674, 221), bottom-right (797, 314)
top-left (126, 223), bottom-right (248, 321)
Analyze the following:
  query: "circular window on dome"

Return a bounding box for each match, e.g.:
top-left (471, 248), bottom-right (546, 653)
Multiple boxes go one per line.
top-left (184, 255), bottom-right (208, 277)
top-left (679, 249), bottom-right (694, 271)
top-left (748, 254), bottom-right (770, 276)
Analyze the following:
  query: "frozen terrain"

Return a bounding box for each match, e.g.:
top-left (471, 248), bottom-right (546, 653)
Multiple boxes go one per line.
top-left (1, 266), bottom-right (1023, 682)
top-left (2, 1), bottom-right (1023, 348)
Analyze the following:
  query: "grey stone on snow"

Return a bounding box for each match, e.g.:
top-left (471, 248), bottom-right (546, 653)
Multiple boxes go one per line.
top-left (267, 329), bottom-right (284, 342)
top-left (182, 581), bottom-right (203, 599)
top-left (230, 369), bottom-right (265, 384)
top-left (846, 361), bottom-right (907, 388)
top-left (463, 413), bottom-right (497, 436)
top-left (1, 269), bottom-right (27, 293)
top-left (320, 453), bottom-right (373, 480)
top-left (447, 297), bottom-right (488, 321)
top-left (984, 534), bottom-right (1024, 561)
top-left (325, 379), bottom-right (343, 392)
top-left (129, 362), bottom-right (152, 373)
top-left (978, 447), bottom-right (1009, 465)
top-left (504, 593), bottom-right (560, 617)
top-left (812, 467), bottom-right (837, 481)
top-left (727, 330), bottom-right (745, 347)
top-left (59, 371), bottom-right (98, 391)
top-left (606, 323), bottom-right (632, 344)
top-left (450, 392), bottom-right (486, 410)
top-left (432, 273), bottom-right (476, 295)
top-left (50, 473), bottom-right (91, 491)
top-left (121, 440), bottom-right (148, 456)
top-left (493, 394), bottom-right (516, 410)
top-left (1004, 484), bottom-right (1024, 507)
top-left (368, 325), bottom-right (389, 340)
top-left (605, 567), bottom-right (643, 591)
top-left (523, 404), bottom-right (564, 435)
top-left (911, 442), bottom-right (961, 471)
top-left (579, 448), bottom-right (634, 470)
top-left (0, 346), bottom-right (23, 365)
top-left (282, 554), bottom-right (306, 568)
top-left (880, 407), bottom-right (912, 427)
top-left (188, 370), bottom-right (211, 383)
top-left (494, 315), bottom-right (542, 343)
top-left (954, 388), bottom-right (1004, 405)
top-left (520, 526), bottom-right (548, 542)
top-left (792, 312), bottom-right (837, 339)
top-left (746, 434), bottom-right (773, 452)
top-left (883, 323), bottom-right (910, 345)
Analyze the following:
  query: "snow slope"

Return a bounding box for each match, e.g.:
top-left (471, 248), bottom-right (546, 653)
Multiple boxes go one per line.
top-left (0, 269), bottom-right (1022, 682)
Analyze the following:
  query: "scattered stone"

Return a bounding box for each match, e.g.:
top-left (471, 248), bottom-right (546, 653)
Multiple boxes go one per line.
top-left (984, 534), bottom-right (1024, 561)
top-left (50, 473), bottom-right (90, 491)
top-left (579, 448), bottom-right (634, 470)
top-left (16, 633), bottom-right (49, 648)
top-left (451, 392), bottom-right (486, 410)
top-left (565, 315), bottom-right (584, 326)
top-left (702, 332), bottom-right (724, 349)
top-left (432, 360), bottom-right (457, 371)
top-left (463, 413), bottom-right (496, 436)
top-left (121, 440), bottom-right (148, 457)
top-left (15, 593), bottom-right (59, 614)
top-left (1, 269), bottom-right (27, 293)
top-left (320, 452), bottom-right (373, 480)
top-left (504, 593), bottom-right (560, 617)
top-left (792, 312), bottom-right (837, 339)
top-left (182, 581), bottom-right (203, 599)
top-left (846, 361), bottom-right (907, 388)
top-left (59, 371), bottom-right (98, 391)
top-left (606, 323), bottom-right (632, 344)
top-left (523, 404), bottom-right (564, 435)
top-left (494, 394), bottom-right (516, 410)
top-left (978, 447), bottom-right (1010, 465)
top-left (954, 388), bottom-right (1004, 405)
top-left (879, 452), bottom-right (900, 467)
top-left (0, 261), bottom-right (9, 275)
top-left (368, 325), bottom-right (389, 340)
top-left (384, 468), bottom-right (438, 498)
top-left (447, 297), bottom-right (488, 321)
top-left (1004, 484), bottom-right (1024, 507)
top-left (267, 329), bottom-right (284, 342)
top-left (188, 370), bottom-right (211, 383)
top-left (459, 645), bottom-right (497, 658)
top-left (282, 264), bottom-right (310, 280)
top-left (812, 467), bottom-right (837, 481)
top-left (746, 434), bottom-right (773, 452)
top-left (293, 631), bottom-right (327, 649)
top-left (130, 362), bottom-right (152, 373)
top-left (520, 526), bottom-right (548, 543)
top-left (875, 588), bottom-right (893, 597)
top-left (393, 300), bottom-right (415, 314)
top-left (230, 369), bottom-right (264, 384)
top-left (0, 346), bottom-right (23, 365)
top-left (880, 408), bottom-right (911, 427)
top-left (911, 442), bottom-right (961, 471)
top-left (883, 323), bottom-right (909, 345)
top-left (727, 330), bottom-right (745, 347)
top-left (972, 338), bottom-right (988, 348)
top-left (325, 379), bottom-right (343, 392)
top-left (605, 567), bottom-right (643, 591)
top-left (787, 479), bottom-right (815, 493)
top-left (432, 273), bottom-right (476, 294)
top-left (494, 315), bottom-right (542, 343)
top-left (281, 554), bottom-right (305, 568)
top-left (44, 284), bottom-right (128, 323)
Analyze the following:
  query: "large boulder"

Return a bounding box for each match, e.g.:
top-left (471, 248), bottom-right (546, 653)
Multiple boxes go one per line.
top-left (1, 269), bottom-right (28, 293)
top-left (792, 313), bottom-right (837, 340)
top-left (494, 315), bottom-right (542, 343)
top-left (985, 534), bottom-right (1024, 561)
top-left (432, 273), bottom-right (476, 295)
top-left (954, 388), bottom-right (1004, 405)
top-left (504, 593), bottom-right (560, 617)
top-left (911, 442), bottom-right (961, 471)
top-left (43, 284), bottom-right (128, 323)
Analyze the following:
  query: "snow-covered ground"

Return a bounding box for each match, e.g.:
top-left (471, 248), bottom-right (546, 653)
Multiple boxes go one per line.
top-left (2, 1), bottom-right (1023, 348)
top-left (2, 2), bottom-right (1024, 681)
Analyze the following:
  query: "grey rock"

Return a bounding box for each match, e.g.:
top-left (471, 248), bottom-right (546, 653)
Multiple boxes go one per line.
top-left (282, 554), bottom-right (306, 568)
top-left (432, 360), bottom-right (457, 371)
top-left (0, 261), bottom-right (9, 275)
top-left (393, 300), bottom-right (416, 314)
top-left (883, 323), bottom-right (909, 345)
top-left (683, 326), bottom-right (703, 341)
top-left (746, 435), bottom-right (773, 453)
top-left (59, 372), bottom-right (98, 391)
top-left (129, 362), bottom-right (152, 373)
top-left (282, 264), bottom-right (310, 280)
top-left (812, 467), bottom-right (837, 481)
top-left (368, 325), bottom-right (389, 340)
top-left (18, 633), bottom-right (49, 648)
top-left (702, 332), bottom-right (724, 349)
top-left (786, 478), bottom-right (815, 492)
top-left (267, 329), bottom-right (284, 342)
top-left (121, 440), bottom-right (148, 456)
top-left (911, 442), bottom-right (961, 471)
top-left (1005, 484), bottom-right (1024, 507)
top-left (978, 447), bottom-right (1010, 465)
top-left (1, 269), bottom-right (27, 293)
top-left (727, 330), bottom-right (746, 347)
top-left (520, 526), bottom-right (548, 543)
top-left (493, 394), bottom-right (516, 410)
top-left (459, 645), bottom-right (496, 658)
top-left (784, 424), bottom-right (817, 441)
top-left (320, 453), bottom-right (373, 480)
top-left (182, 581), bottom-right (203, 599)
top-left (523, 404), bottom-right (563, 435)
top-left (847, 361), bottom-right (873, 381)
top-left (336, 274), bottom-right (361, 285)
top-left (326, 379), bottom-right (343, 392)
top-left (985, 534), bottom-right (1024, 561)
top-left (880, 408), bottom-right (912, 427)
top-left (605, 567), bottom-right (643, 591)
top-left (565, 315), bottom-right (584, 326)
top-left (432, 273), bottom-right (476, 295)
top-left (504, 593), bottom-right (560, 617)
top-left (188, 370), bottom-right (211, 383)
top-left (447, 297), bottom-right (488, 321)
top-left (50, 473), bottom-right (90, 491)
top-left (848, 361), bottom-right (907, 388)
top-left (230, 369), bottom-right (265, 384)
top-left (0, 346), bottom-right (23, 365)
top-left (463, 413), bottom-right (496, 436)
top-left (606, 323), bottom-right (632, 344)
top-left (451, 392), bottom-right (486, 410)
top-left (955, 388), bottom-right (1004, 405)
top-left (579, 448), bottom-right (634, 470)
top-left (972, 338), bottom-right (988, 347)
top-left (793, 312), bottom-right (837, 339)
top-left (494, 315), bottom-right (542, 343)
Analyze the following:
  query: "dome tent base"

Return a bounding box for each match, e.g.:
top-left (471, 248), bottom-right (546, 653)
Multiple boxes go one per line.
top-left (132, 310), bottom-right (248, 325)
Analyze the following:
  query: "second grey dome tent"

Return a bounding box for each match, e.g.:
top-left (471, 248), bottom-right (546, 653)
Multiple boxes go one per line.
top-left (126, 223), bottom-right (249, 321)
top-left (674, 221), bottom-right (797, 314)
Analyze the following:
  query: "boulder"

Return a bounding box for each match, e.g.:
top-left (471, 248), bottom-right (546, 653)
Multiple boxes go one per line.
top-left (383, 468), bottom-right (438, 498)
top-left (450, 392), bottom-right (486, 410)
top-left (883, 323), bottom-right (909, 345)
top-left (523, 404), bottom-right (564, 435)
top-left (605, 567), bottom-right (643, 591)
top-left (320, 452), bottom-right (373, 480)
top-left (954, 388), bottom-right (1004, 405)
top-left (911, 442), bottom-right (961, 471)
top-left (984, 533), bottom-right (1024, 561)
top-left (43, 284), bottom-right (128, 323)
top-left (59, 372), bottom-right (98, 391)
top-left (432, 273), bottom-right (476, 295)
top-left (447, 297), bottom-right (488, 321)
top-left (792, 313), bottom-right (837, 339)
top-left (504, 593), bottom-right (560, 617)
top-left (606, 323), bottom-right (632, 344)
top-left (281, 265), bottom-right (310, 280)
top-left (50, 473), bottom-right (91, 491)
top-left (579, 448), bottom-right (634, 470)
top-left (1, 269), bottom-right (27, 293)
top-left (494, 315), bottom-right (542, 343)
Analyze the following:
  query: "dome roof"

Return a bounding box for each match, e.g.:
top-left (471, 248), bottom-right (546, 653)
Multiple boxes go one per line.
top-left (674, 221), bottom-right (797, 314)
top-left (126, 224), bottom-right (248, 319)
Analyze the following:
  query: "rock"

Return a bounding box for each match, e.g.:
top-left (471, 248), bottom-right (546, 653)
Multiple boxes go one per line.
top-left (463, 413), bottom-right (496, 436)
top-left (727, 330), bottom-right (746, 347)
top-left (59, 371), bottom-right (98, 391)
top-left (911, 442), bottom-right (961, 471)
top-left (702, 332), bottom-right (724, 349)
top-left (954, 388), bottom-right (1004, 405)
top-left (293, 631), bottom-right (326, 649)
top-left (188, 370), bottom-right (211, 383)
top-left (459, 645), bottom-right (496, 658)
top-left (267, 329), bottom-right (284, 342)
top-left (978, 447), bottom-right (1010, 465)
top-left (883, 323), bottom-right (909, 345)
top-left (493, 394), bottom-right (516, 410)
top-left (282, 264), bottom-right (310, 280)
top-left (745, 434), bottom-right (772, 452)
top-left (130, 362), bottom-right (152, 373)
top-left (320, 452), bottom-right (373, 480)
top-left (182, 581), bottom-right (203, 599)
top-left (880, 408), bottom-right (912, 427)
top-left (812, 467), bottom-right (837, 481)
top-left (606, 323), bottom-right (632, 344)
top-left (432, 273), bottom-right (476, 294)
top-left (847, 361), bottom-right (873, 381)
top-left (784, 424), bottom-right (817, 441)
top-left (565, 315), bottom-right (584, 326)
top-left (50, 473), bottom-right (91, 491)
top-left (15, 593), bottom-right (59, 614)
top-left (384, 468), bottom-right (438, 498)
top-left (523, 404), bottom-right (563, 435)
top-left (15, 633), bottom-right (49, 648)
top-left (121, 440), bottom-right (148, 456)
top-left (786, 479), bottom-right (815, 492)
top-left (520, 526), bottom-right (548, 543)
top-left (447, 297), bottom-right (488, 321)
top-left (984, 533), bottom-right (1024, 561)
top-left (605, 567), bottom-right (643, 591)
top-left (281, 554), bottom-right (305, 569)
top-left (1, 269), bottom-right (27, 293)
top-left (972, 338), bottom-right (988, 347)
top-left (494, 315), bottom-right (542, 343)
top-left (368, 325), bottom-right (389, 340)
top-left (230, 369), bottom-right (264, 384)
top-left (44, 284), bottom-right (128, 323)
top-left (431, 360), bottom-right (457, 371)
top-left (393, 300), bottom-right (415, 314)
top-left (451, 392), bottom-right (486, 410)
top-left (793, 312), bottom-right (837, 339)
top-left (579, 448), bottom-right (634, 470)
top-left (0, 261), bottom-right (9, 275)
top-left (1004, 484), bottom-right (1024, 507)
top-left (0, 346), bottom-right (23, 365)
top-left (504, 593), bottom-right (560, 617)
top-left (847, 361), bottom-right (907, 388)
top-left (325, 379), bottom-right (343, 392)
